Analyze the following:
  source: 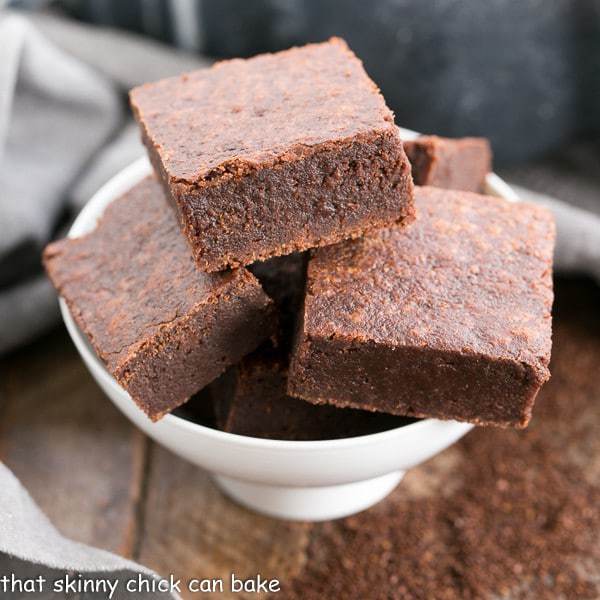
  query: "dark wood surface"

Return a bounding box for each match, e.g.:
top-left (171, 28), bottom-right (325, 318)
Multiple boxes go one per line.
top-left (1, 277), bottom-right (599, 599)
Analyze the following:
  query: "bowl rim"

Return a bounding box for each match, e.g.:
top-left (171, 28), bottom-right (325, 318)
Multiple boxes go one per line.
top-left (60, 127), bottom-right (514, 451)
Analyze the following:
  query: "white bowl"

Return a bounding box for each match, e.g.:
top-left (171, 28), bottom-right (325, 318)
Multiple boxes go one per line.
top-left (60, 129), bottom-right (516, 521)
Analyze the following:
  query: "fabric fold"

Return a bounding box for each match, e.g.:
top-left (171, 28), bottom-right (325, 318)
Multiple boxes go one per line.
top-left (0, 463), bottom-right (178, 599)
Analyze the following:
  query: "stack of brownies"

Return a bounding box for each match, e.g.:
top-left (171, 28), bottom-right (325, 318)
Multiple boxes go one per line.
top-left (43, 38), bottom-right (555, 440)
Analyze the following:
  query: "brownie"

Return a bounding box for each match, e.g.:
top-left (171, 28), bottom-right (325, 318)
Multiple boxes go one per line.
top-left (130, 38), bottom-right (414, 272)
top-left (280, 283), bottom-right (600, 598)
top-left (404, 135), bottom-right (492, 192)
top-left (288, 186), bottom-right (555, 428)
top-left (43, 176), bottom-right (275, 421)
top-left (213, 349), bottom-right (413, 441)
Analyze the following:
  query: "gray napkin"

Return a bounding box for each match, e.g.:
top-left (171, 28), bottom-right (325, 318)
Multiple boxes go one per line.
top-left (0, 10), bottom-right (204, 354)
top-left (512, 184), bottom-right (600, 284)
top-left (500, 143), bottom-right (600, 284)
top-left (0, 463), bottom-right (178, 599)
top-left (0, 12), bottom-right (119, 354)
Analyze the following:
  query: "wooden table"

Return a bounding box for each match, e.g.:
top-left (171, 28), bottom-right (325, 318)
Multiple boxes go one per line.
top-left (1, 277), bottom-right (599, 598)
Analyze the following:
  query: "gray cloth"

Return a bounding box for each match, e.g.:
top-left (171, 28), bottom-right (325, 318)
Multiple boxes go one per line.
top-left (0, 11), bottom-right (119, 354)
top-left (0, 463), bottom-right (178, 599)
top-left (499, 141), bottom-right (600, 283)
top-left (512, 184), bottom-right (600, 284)
top-left (0, 10), bottom-right (205, 354)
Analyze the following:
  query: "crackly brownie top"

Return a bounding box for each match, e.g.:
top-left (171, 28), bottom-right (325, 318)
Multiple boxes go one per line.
top-left (130, 38), bottom-right (396, 182)
top-left (44, 176), bottom-right (259, 371)
top-left (303, 186), bottom-right (555, 373)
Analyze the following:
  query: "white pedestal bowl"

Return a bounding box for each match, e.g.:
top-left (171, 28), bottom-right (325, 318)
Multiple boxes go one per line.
top-left (60, 129), bottom-right (516, 521)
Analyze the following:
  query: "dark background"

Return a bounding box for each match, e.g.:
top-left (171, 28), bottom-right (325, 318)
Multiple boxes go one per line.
top-left (54, 0), bottom-right (600, 164)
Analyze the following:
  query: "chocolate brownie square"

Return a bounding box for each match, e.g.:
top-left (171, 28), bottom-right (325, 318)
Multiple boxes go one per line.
top-left (404, 135), bottom-right (492, 192)
top-left (43, 177), bottom-right (275, 421)
top-left (288, 186), bottom-right (555, 428)
top-left (213, 349), bottom-right (413, 441)
top-left (130, 38), bottom-right (414, 272)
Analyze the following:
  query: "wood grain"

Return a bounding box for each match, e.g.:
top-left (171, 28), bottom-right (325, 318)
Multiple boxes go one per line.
top-left (0, 328), bottom-right (146, 557)
top-left (135, 443), bottom-right (310, 599)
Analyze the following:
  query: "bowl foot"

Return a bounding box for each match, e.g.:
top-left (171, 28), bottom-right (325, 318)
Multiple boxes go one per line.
top-left (213, 471), bottom-right (405, 521)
